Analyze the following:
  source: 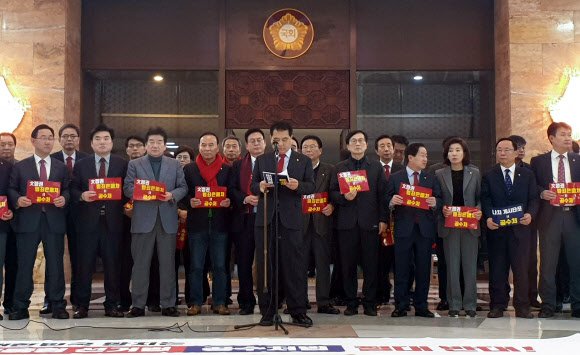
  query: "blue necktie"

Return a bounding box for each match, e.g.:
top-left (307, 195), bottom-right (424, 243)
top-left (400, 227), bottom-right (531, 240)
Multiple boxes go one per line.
top-left (505, 169), bottom-right (513, 195)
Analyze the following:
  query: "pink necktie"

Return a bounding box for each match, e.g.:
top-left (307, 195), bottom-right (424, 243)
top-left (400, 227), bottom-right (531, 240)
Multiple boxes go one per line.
top-left (558, 155), bottom-right (566, 183)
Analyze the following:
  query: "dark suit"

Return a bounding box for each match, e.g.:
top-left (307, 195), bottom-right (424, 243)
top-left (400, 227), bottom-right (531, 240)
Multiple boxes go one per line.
top-left (330, 156), bottom-right (388, 309)
top-left (531, 152), bottom-right (580, 312)
top-left (183, 161), bottom-right (232, 307)
top-left (50, 150), bottom-right (87, 306)
top-left (230, 155), bottom-right (258, 309)
top-left (377, 161), bottom-right (403, 304)
top-left (0, 159), bottom-right (13, 308)
top-left (70, 154), bottom-right (128, 310)
top-left (481, 164), bottom-right (539, 312)
top-left (8, 156), bottom-right (70, 313)
top-left (386, 168), bottom-right (442, 311)
top-left (250, 150), bottom-right (315, 316)
top-left (302, 162), bottom-right (336, 307)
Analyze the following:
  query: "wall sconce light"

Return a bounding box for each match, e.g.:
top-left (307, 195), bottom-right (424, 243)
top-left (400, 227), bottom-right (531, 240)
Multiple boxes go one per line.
top-left (0, 69), bottom-right (29, 133)
top-left (549, 67), bottom-right (580, 139)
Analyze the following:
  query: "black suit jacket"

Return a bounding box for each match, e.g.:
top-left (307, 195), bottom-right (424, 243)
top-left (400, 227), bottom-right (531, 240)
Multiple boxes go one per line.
top-left (481, 164), bottom-right (539, 238)
top-left (183, 162), bottom-right (233, 233)
top-left (384, 162), bottom-right (404, 176)
top-left (0, 158), bottom-right (13, 233)
top-left (50, 150), bottom-right (88, 165)
top-left (230, 156), bottom-right (254, 231)
top-left (70, 154), bottom-right (128, 233)
top-left (530, 152), bottom-right (580, 228)
top-left (386, 168), bottom-right (442, 240)
top-left (330, 157), bottom-right (388, 231)
top-left (8, 156), bottom-right (70, 234)
top-left (250, 151), bottom-right (315, 230)
top-left (302, 162), bottom-right (336, 237)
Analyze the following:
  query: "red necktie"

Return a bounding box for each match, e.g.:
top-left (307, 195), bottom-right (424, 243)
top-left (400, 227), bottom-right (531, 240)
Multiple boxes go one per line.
top-left (385, 165), bottom-right (390, 179)
top-left (40, 159), bottom-right (47, 181)
top-left (99, 158), bottom-right (106, 178)
top-left (558, 155), bottom-right (566, 183)
top-left (277, 154), bottom-right (286, 173)
top-left (66, 156), bottom-right (73, 178)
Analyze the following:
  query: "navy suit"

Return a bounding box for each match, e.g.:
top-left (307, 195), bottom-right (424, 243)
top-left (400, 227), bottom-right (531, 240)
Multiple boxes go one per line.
top-left (8, 156), bottom-right (70, 312)
top-left (481, 164), bottom-right (539, 312)
top-left (386, 168), bottom-right (442, 311)
top-left (0, 159), bottom-right (13, 308)
top-left (70, 154), bottom-right (128, 310)
top-left (531, 152), bottom-right (580, 312)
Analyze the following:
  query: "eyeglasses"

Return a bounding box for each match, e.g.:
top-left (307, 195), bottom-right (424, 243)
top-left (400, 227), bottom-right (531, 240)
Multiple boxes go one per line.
top-left (61, 134), bottom-right (79, 140)
top-left (496, 149), bottom-right (514, 154)
top-left (128, 143), bottom-right (144, 149)
top-left (36, 136), bottom-right (55, 142)
top-left (349, 138), bottom-right (366, 145)
top-left (176, 154), bottom-right (190, 161)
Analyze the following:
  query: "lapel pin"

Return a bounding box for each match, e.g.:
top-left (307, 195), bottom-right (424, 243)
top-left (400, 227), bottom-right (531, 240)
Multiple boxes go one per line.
top-left (518, 174), bottom-right (521, 177)
top-left (470, 172), bottom-right (472, 175)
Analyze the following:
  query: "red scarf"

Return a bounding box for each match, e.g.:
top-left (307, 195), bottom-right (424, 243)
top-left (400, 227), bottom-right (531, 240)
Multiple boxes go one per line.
top-left (197, 153), bottom-right (224, 187)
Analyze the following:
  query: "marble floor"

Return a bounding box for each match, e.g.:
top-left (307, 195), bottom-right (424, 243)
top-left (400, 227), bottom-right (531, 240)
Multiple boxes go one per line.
top-left (0, 278), bottom-right (579, 342)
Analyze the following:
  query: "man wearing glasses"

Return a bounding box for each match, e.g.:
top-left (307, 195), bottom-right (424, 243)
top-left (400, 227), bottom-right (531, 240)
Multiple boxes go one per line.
top-left (47, 124), bottom-right (87, 314)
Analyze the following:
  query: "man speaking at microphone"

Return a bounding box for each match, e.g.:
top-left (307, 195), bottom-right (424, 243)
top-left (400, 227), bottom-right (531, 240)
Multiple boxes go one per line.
top-left (251, 122), bottom-right (315, 327)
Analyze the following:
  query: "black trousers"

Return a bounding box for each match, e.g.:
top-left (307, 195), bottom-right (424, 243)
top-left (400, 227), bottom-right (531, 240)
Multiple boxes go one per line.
top-left (65, 211), bottom-right (79, 306)
top-left (175, 246), bottom-right (191, 304)
top-left (255, 220), bottom-right (308, 316)
top-left (329, 228), bottom-right (345, 300)
top-left (337, 225), bottom-right (379, 309)
top-left (2, 227), bottom-right (17, 310)
top-left (76, 215), bottom-right (121, 310)
top-left (231, 213), bottom-right (256, 308)
top-left (305, 223), bottom-right (332, 306)
top-left (394, 224), bottom-right (432, 311)
top-left (527, 224), bottom-right (539, 303)
top-left (488, 227), bottom-right (530, 311)
top-left (14, 214), bottom-right (66, 311)
top-left (118, 218), bottom-right (133, 308)
top-left (376, 244), bottom-right (394, 304)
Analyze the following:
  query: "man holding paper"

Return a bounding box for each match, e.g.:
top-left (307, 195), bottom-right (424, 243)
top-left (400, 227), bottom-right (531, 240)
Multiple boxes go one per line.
top-left (8, 124), bottom-right (70, 320)
top-left (387, 143), bottom-right (442, 318)
top-left (183, 132), bottom-right (232, 316)
top-left (330, 130), bottom-right (388, 317)
top-left (0, 157), bottom-right (14, 320)
top-left (481, 138), bottom-right (538, 319)
top-left (123, 127), bottom-right (187, 318)
top-left (251, 121), bottom-right (315, 327)
top-left (531, 122), bottom-right (580, 318)
top-left (70, 124), bottom-right (128, 319)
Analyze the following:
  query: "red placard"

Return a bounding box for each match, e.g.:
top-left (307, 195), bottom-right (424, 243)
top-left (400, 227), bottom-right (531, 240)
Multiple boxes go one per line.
top-left (302, 192), bottom-right (329, 213)
top-left (195, 186), bottom-right (227, 208)
top-left (444, 206), bottom-right (480, 230)
top-left (399, 183), bottom-right (432, 210)
top-left (381, 212), bottom-right (395, 246)
top-left (550, 182), bottom-right (580, 205)
top-left (26, 180), bottom-right (61, 204)
top-left (133, 179), bottom-right (166, 201)
top-left (176, 222), bottom-right (187, 250)
top-left (88, 178), bottom-right (122, 201)
top-left (338, 170), bottom-right (370, 194)
top-left (0, 196), bottom-right (8, 216)
top-left (124, 199), bottom-right (134, 209)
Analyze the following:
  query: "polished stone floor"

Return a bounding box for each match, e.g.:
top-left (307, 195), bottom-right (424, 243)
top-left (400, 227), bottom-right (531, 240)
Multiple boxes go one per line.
top-left (0, 278), bottom-right (579, 341)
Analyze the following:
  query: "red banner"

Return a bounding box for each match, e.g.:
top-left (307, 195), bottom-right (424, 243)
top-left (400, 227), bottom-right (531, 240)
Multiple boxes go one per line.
top-left (0, 196), bottom-right (7, 216)
top-left (133, 179), bottom-right (166, 201)
top-left (88, 178), bottom-right (122, 201)
top-left (338, 170), bottom-right (370, 194)
top-left (26, 180), bottom-right (61, 204)
top-left (381, 212), bottom-right (395, 246)
top-left (444, 206), bottom-right (479, 230)
top-left (399, 183), bottom-right (432, 210)
top-left (195, 186), bottom-right (227, 208)
top-left (176, 222), bottom-right (187, 250)
top-left (302, 192), bottom-right (329, 213)
top-left (550, 182), bottom-right (580, 205)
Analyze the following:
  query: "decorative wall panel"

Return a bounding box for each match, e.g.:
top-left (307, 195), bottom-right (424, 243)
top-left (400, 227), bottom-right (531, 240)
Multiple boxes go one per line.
top-left (226, 71), bottom-right (349, 129)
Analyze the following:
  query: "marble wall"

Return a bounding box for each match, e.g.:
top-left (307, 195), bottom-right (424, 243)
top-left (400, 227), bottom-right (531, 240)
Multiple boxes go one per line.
top-left (496, 0), bottom-right (580, 160)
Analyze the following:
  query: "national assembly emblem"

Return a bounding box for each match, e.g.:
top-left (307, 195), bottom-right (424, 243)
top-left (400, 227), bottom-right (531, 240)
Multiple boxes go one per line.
top-left (263, 9), bottom-right (314, 59)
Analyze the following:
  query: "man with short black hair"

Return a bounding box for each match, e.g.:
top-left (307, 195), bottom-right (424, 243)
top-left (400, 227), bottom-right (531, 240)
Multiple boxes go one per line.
top-left (391, 135), bottom-right (409, 166)
top-left (222, 136), bottom-right (242, 166)
top-left (8, 124), bottom-right (70, 320)
top-left (0, 133), bottom-right (17, 164)
top-left (0, 156), bottom-right (14, 319)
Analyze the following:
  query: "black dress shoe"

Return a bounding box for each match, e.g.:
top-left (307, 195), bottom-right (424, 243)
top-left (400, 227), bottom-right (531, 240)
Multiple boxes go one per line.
top-left (572, 309), bottom-right (580, 318)
top-left (73, 307), bottom-right (88, 319)
top-left (39, 303), bottom-right (52, 315)
top-left (162, 307), bottom-right (180, 317)
top-left (538, 307), bottom-right (554, 318)
top-left (105, 308), bottom-right (124, 318)
top-left (291, 313), bottom-right (313, 326)
top-left (9, 310), bottom-right (29, 320)
top-left (391, 309), bottom-right (407, 317)
top-left (487, 308), bottom-right (504, 318)
top-left (239, 306), bottom-right (254, 315)
top-left (515, 310), bottom-right (534, 319)
top-left (259, 314), bottom-right (274, 326)
top-left (147, 304), bottom-right (161, 312)
top-left (126, 307), bottom-right (145, 318)
top-left (344, 307), bottom-right (358, 316)
top-left (415, 309), bottom-right (435, 318)
top-left (436, 300), bottom-right (449, 311)
top-left (363, 307), bottom-right (377, 316)
top-left (52, 309), bottom-right (70, 319)
top-left (317, 304), bottom-right (340, 314)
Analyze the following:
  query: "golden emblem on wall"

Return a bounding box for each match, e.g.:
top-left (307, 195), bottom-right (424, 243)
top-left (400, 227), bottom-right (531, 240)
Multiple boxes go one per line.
top-left (263, 9), bottom-right (314, 59)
